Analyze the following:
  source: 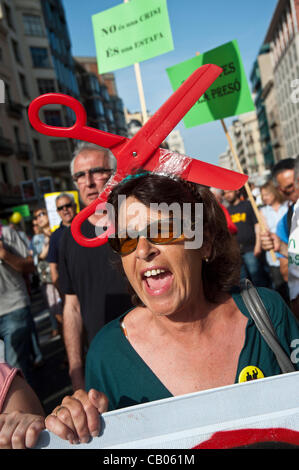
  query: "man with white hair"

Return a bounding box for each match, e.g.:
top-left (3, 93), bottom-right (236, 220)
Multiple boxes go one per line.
top-left (58, 142), bottom-right (132, 390)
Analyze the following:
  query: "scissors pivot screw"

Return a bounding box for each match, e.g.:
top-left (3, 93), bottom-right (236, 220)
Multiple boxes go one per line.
top-left (132, 151), bottom-right (138, 157)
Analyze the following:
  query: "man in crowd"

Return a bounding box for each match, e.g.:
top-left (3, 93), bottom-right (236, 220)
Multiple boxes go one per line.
top-left (223, 189), bottom-right (269, 287)
top-left (263, 158), bottom-right (297, 282)
top-left (47, 192), bottom-right (76, 294)
top-left (0, 222), bottom-right (35, 382)
top-left (261, 157), bottom-right (299, 319)
top-left (59, 142), bottom-right (132, 391)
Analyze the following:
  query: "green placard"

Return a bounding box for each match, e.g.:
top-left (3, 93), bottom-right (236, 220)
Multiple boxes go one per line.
top-left (166, 40), bottom-right (255, 128)
top-left (11, 204), bottom-right (30, 218)
top-left (92, 0), bottom-right (174, 73)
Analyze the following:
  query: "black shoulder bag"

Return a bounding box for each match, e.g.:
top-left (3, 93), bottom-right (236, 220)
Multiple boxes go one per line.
top-left (240, 279), bottom-right (295, 374)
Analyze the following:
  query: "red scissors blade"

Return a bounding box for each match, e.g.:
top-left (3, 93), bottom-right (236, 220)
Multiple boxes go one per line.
top-left (143, 150), bottom-right (247, 190)
top-left (113, 64), bottom-right (223, 173)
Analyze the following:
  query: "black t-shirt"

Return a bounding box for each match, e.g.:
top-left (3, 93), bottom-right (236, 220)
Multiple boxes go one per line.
top-left (58, 219), bottom-right (132, 344)
top-left (227, 200), bottom-right (257, 253)
top-left (47, 223), bottom-right (67, 264)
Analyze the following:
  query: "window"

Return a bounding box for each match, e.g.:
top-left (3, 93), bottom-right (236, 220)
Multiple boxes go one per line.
top-left (4, 4), bottom-right (14, 29)
top-left (33, 139), bottom-right (42, 161)
top-left (22, 165), bottom-right (29, 180)
top-left (30, 47), bottom-right (51, 68)
top-left (50, 140), bottom-right (70, 161)
top-left (11, 39), bottom-right (22, 64)
top-left (19, 73), bottom-right (29, 97)
top-left (44, 110), bottom-right (62, 126)
top-left (23, 14), bottom-right (44, 37)
top-left (0, 162), bottom-right (10, 184)
top-left (37, 78), bottom-right (56, 94)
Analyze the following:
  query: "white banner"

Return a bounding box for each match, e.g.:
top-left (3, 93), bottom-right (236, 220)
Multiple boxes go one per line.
top-left (35, 371), bottom-right (299, 449)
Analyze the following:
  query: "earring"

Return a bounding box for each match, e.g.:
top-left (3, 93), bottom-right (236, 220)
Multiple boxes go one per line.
top-left (203, 256), bottom-right (209, 263)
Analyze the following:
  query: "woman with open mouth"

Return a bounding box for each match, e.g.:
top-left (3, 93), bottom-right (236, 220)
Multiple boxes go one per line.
top-left (45, 172), bottom-right (299, 445)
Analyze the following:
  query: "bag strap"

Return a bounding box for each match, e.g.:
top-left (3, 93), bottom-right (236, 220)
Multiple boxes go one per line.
top-left (240, 279), bottom-right (295, 374)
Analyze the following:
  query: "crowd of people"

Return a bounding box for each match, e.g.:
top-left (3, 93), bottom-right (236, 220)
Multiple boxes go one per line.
top-left (0, 144), bottom-right (298, 448)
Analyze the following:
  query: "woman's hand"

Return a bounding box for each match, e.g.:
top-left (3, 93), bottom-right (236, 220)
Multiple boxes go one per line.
top-left (0, 412), bottom-right (45, 449)
top-left (45, 389), bottom-right (108, 445)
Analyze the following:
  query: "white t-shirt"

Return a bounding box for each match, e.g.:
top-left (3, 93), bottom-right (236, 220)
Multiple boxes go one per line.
top-left (288, 199), bottom-right (299, 301)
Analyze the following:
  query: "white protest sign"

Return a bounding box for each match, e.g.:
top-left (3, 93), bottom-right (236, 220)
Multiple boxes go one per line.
top-left (36, 371), bottom-right (299, 449)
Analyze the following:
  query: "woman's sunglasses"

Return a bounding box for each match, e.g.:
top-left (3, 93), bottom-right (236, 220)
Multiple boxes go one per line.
top-left (108, 219), bottom-right (192, 255)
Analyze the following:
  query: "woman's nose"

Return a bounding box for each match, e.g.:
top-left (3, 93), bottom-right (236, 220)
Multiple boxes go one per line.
top-left (135, 236), bottom-right (159, 260)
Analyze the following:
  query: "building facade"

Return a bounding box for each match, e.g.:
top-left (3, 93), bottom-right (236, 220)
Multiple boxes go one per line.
top-left (264, 0), bottom-right (299, 160)
top-left (0, 0), bottom-right (78, 214)
top-left (219, 112), bottom-right (268, 183)
top-left (250, 45), bottom-right (276, 169)
top-left (75, 56), bottom-right (128, 137)
top-left (0, 0), bottom-right (128, 216)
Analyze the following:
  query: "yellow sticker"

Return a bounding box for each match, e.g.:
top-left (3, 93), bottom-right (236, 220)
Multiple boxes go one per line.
top-left (238, 366), bottom-right (264, 383)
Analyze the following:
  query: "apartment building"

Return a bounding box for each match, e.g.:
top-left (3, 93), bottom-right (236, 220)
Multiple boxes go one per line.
top-left (74, 56), bottom-right (128, 138)
top-left (264, 0), bottom-right (299, 159)
top-left (0, 0), bottom-right (35, 209)
top-left (251, 43), bottom-right (287, 168)
top-left (219, 112), bottom-right (266, 183)
top-left (0, 0), bottom-right (79, 213)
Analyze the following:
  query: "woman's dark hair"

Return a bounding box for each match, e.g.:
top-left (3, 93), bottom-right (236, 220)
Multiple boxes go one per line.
top-left (108, 172), bottom-right (241, 305)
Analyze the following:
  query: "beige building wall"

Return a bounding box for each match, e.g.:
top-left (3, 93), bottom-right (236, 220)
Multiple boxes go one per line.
top-left (219, 112), bottom-right (266, 182)
top-left (257, 52), bottom-right (287, 162)
top-left (265, 0), bottom-right (299, 158)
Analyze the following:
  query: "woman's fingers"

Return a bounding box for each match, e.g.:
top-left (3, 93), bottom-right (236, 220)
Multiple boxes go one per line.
top-left (45, 412), bottom-right (79, 445)
top-left (0, 412), bottom-right (45, 449)
top-left (12, 416), bottom-right (44, 449)
top-left (86, 389), bottom-right (109, 437)
top-left (0, 412), bottom-right (19, 449)
top-left (46, 390), bottom-right (109, 444)
top-left (24, 417), bottom-right (45, 448)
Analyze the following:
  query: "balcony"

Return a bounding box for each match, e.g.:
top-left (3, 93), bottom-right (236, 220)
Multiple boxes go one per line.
top-left (6, 100), bottom-right (23, 119)
top-left (0, 136), bottom-right (14, 155)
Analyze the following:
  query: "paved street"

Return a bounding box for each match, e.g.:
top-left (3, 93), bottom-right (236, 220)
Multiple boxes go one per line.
top-left (30, 289), bottom-right (72, 415)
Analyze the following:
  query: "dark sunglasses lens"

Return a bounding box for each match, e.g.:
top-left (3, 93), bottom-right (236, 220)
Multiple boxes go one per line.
top-left (58, 203), bottom-right (72, 211)
top-left (119, 237), bottom-right (138, 255)
top-left (150, 220), bottom-right (178, 243)
top-left (108, 235), bottom-right (137, 255)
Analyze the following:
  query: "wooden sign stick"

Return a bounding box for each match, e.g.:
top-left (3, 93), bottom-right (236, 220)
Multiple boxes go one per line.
top-left (220, 118), bottom-right (277, 263)
top-left (124, 0), bottom-right (148, 124)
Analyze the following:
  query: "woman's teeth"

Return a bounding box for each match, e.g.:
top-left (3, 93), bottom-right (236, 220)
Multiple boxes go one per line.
top-left (143, 268), bottom-right (166, 278)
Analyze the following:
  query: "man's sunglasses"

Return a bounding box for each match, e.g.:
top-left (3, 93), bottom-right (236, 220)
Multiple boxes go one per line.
top-left (57, 202), bottom-right (73, 212)
top-left (108, 219), bottom-right (192, 256)
top-left (72, 167), bottom-right (113, 184)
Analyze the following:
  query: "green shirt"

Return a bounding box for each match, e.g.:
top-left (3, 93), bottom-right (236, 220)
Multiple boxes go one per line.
top-left (85, 288), bottom-right (299, 411)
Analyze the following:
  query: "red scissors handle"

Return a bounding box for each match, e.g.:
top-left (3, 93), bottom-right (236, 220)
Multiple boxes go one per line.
top-left (28, 93), bottom-right (126, 148)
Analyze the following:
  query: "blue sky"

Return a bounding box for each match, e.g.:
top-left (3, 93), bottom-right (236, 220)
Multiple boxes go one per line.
top-left (62, 0), bottom-right (278, 166)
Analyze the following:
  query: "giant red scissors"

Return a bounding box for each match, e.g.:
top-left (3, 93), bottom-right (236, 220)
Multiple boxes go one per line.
top-left (28, 64), bottom-right (247, 247)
